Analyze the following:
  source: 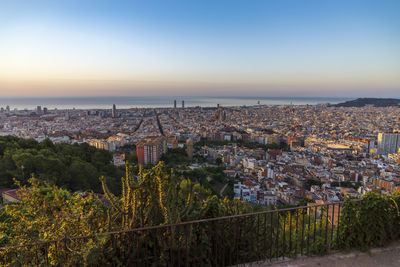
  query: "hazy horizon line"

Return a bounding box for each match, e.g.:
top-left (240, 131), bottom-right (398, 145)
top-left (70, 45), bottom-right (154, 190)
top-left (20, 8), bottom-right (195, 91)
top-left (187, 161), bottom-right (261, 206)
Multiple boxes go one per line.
top-left (0, 95), bottom-right (399, 99)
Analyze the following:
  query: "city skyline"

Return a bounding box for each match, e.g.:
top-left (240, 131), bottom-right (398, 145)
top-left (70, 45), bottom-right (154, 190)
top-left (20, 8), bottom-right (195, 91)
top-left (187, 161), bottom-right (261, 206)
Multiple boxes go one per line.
top-left (0, 0), bottom-right (399, 97)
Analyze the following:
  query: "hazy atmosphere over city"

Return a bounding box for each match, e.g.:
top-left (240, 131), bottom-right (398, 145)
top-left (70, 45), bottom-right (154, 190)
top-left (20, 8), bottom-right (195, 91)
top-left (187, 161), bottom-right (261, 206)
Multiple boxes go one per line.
top-left (0, 0), bottom-right (399, 97)
top-left (1, 1), bottom-right (400, 266)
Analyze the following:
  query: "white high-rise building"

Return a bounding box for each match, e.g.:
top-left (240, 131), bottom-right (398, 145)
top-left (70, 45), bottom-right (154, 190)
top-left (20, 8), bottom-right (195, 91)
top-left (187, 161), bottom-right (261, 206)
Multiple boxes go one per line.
top-left (377, 133), bottom-right (400, 155)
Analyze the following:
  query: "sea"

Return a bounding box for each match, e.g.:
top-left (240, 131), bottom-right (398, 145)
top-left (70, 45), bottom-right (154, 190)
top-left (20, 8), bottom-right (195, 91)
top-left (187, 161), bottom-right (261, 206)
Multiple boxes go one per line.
top-left (0, 96), bottom-right (352, 110)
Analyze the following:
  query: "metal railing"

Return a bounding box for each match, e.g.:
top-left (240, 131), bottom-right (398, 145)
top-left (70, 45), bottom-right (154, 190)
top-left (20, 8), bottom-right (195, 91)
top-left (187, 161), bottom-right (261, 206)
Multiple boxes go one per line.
top-left (0, 201), bottom-right (356, 266)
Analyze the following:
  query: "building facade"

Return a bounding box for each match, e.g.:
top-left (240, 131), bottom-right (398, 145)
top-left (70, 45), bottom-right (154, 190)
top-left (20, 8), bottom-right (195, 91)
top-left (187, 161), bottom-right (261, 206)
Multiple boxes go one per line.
top-left (137, 136), bottom-right (167, 165)
top-left (378, 133), bottom-right (400, 155)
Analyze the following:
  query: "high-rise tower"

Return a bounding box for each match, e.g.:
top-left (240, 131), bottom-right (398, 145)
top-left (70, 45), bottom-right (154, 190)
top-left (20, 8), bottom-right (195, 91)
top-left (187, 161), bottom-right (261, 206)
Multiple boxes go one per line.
top-left (112, 104), bottom-right (117, 118)
top-left (377, 132), bottom-right (400, 155)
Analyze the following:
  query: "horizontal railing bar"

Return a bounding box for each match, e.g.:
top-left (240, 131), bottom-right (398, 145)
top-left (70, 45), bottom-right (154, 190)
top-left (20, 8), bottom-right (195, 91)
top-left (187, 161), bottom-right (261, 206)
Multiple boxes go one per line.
top-left (0, 199), bottom-right (361, 251)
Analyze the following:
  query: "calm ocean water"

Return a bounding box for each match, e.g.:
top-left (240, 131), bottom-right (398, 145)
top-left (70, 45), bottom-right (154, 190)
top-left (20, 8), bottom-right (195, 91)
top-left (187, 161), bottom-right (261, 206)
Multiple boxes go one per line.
top-left (0, 96), bottom-right (352, 110)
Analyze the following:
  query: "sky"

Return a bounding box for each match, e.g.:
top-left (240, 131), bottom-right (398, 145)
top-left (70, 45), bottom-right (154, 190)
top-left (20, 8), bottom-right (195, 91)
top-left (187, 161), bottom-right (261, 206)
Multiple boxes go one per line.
top-left (0, 0), bottom-right (399, 97)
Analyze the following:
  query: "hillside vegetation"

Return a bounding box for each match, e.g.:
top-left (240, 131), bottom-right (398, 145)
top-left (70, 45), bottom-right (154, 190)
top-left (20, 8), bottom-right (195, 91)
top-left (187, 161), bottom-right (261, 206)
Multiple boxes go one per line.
top-left (335, 98), bottom-right (400, 107)
top-left (0, 136), bottom-right (123, 194)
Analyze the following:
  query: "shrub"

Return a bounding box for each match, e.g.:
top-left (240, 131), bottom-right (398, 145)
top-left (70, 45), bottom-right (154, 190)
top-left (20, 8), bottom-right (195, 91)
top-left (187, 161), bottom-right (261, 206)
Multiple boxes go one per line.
top-left (336, 192), bottom-right (400, 250)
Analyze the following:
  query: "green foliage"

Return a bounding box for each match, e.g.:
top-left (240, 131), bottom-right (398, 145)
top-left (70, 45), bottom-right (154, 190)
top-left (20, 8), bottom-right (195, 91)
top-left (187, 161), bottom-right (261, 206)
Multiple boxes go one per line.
top-left (298, 198), bottom-right (314, 206)
top-left (1, 160), bottom-right (400, 266)
top-left (331, 181), bottom-right (361, 190)
top-left (0, 178), bottom-right (108, 244)
top-left (118, 144), bottom-right (137, 163)
top-left (194, 138), bottom-right (231, 149)
top-left (305, 179), bottom-right (323, 190)
top-left (194, 138), bottom-right (267, 150)
top-left (265, 142), bottom-right (280, 150)
top-left (0, 136), bottom-right (123, 194)
top-left (194, 138), bottom-right (287, 152)
top-left (0, 177), bottom-right (109, 265)
top-left (101, 162), bottom-right (211, 228)
top-left (179, 166), bottom-right (234, 198)
top-left (160, 148), bottom-right (191, 166)
top-left (336, 192), bottom-right (400, 250)
top-left (101, 162), bottom-right (252, 229)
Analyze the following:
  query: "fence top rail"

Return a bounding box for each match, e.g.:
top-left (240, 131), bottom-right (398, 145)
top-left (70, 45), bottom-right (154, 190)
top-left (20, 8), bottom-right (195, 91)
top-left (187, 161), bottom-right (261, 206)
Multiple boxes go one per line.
top-left (0, 198), bottom-right (361, 250)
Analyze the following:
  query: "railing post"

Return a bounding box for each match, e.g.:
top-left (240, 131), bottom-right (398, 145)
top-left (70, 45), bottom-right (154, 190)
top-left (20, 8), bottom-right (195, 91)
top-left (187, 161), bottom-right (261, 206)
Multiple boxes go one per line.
top-left (263, 212), bottom-right (267, 259)
top-left (336, 203), bottom-right (341, 246)
top-left (185, 224), bottom-right (189, 267)
top-left (289, 211), bottom-right (292, 257)
top-left (269, 212), bottom-right (273, 261)
top-left (301, 208), bottom-right (305, 255)
top-left (170, 225), bottom-right (174, 266)
top-left (325, 204), bottom-right (329, 245)
top-left (313, 206), bottom-right (317, 244)
top-left (282, 211), bottom-right (286, 259)
top-left (257, 214), bottom-right (260, 261)
top-left (214, 220), bottom-right (217, 266)
top-left (331, 204), bottom-right (335, 243)
top-left (295, 209), bottom-right (299, 257)
top-left (276, 211), bottom-right (280, 258)
top-left (307, 206), bottom-right (311, 255)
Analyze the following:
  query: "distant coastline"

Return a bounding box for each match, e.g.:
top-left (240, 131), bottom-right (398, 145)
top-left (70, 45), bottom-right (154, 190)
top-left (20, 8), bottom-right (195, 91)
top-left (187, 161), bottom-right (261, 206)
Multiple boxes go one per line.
top-left (2, 96), bottom-right (399, 110)
top-left (0, 96), bottom-right (351, 110)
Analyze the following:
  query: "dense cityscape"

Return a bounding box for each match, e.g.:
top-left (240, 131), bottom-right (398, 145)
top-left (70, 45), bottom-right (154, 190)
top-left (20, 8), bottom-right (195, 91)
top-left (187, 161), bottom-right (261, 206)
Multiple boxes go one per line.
top-left (1, 0), bottom-right (399, 265)
top-left (2, 101), bottom-right (399, 207)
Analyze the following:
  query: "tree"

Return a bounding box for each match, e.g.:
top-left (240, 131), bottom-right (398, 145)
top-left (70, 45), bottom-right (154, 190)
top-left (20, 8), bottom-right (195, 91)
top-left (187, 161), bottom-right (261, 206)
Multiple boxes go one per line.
top-left (101, 162), bottom-right (211, 228)
top-left (0, 177), bottom-right (108, 247)
top-left (298, 197), bottom-right (313, 206)
top-left (0, 136), bottom-right (122, 194)
top-left (305, 179), bottom-right (323, 190)
top-left (265, 142), bottom-right (280, 150)
top-left (0, 162), bottom-right (266, 266)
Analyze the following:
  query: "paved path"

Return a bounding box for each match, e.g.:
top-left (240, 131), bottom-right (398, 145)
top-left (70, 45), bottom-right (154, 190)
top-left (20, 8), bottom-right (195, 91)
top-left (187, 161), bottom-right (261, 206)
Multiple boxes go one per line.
top-left (247, 242), bottom-right (400, 267)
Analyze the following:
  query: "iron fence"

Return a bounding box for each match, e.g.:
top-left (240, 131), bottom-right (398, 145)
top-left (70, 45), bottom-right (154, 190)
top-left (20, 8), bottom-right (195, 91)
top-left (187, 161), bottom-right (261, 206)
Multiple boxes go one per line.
top-left (0, 200), bottom-right (358, 266)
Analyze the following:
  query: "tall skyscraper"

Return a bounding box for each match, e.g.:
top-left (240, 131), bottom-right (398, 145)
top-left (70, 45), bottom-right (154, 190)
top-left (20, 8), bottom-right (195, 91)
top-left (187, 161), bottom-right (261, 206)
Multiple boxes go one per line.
top-left (182, 100), bottom-right (185, 108)
top-left (36, 106), bottom-right (42, 114)
top-left (377, 132), bottom-right (400, 155)
top-left (174, 100), bottom-right (177, 108)
top-left (112, 104), bottom-right (117, 118)
top-left (215, 105), bottom-right (226, 121)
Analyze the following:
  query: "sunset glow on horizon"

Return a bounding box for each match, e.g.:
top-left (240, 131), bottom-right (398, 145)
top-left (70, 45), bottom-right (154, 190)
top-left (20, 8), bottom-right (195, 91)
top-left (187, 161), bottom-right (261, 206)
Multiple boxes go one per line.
top-left (0, 0), bottom-right (399, 97)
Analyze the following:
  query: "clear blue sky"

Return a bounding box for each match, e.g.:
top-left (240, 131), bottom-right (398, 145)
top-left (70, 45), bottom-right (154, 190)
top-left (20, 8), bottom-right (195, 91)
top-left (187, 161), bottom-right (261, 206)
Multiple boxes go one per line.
top-left (0, 0), bottom-right (399, 97)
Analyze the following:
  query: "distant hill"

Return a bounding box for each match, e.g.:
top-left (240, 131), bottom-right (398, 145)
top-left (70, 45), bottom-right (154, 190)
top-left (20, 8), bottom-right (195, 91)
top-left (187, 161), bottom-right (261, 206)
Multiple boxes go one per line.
top-left (335, 98), bottom-right (400, 107)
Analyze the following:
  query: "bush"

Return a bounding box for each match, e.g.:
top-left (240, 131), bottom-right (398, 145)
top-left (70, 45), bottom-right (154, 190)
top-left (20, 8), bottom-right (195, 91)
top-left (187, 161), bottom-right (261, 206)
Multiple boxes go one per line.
top-left (336, 192), bottom-right (400, 250)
